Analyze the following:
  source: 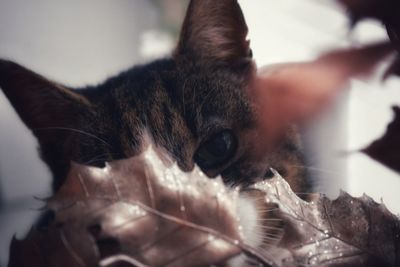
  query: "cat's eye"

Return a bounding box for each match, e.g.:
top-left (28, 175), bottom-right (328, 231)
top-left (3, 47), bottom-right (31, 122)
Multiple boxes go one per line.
top-left (194, 130), bottom-right (237, 170)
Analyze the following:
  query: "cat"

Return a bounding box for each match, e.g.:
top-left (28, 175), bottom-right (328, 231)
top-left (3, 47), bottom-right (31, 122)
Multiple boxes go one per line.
top-left (0, 0), bottom-right (310, 196)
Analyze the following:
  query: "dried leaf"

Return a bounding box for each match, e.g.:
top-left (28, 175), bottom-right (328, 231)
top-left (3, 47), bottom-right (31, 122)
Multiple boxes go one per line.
top-left (7, 146), bottom-right (273, 267)
top-left (362, 106), bottom-right (400, 174)
top-left (337, 0), bottom-right (400, 77)
top-left (251, 172), bottom-right (400, 267)
top-left (337, 0), bottom-right (400, 26)
top-left (384, 56), bottom-right (400, 79)
top-left (8, 147), bottom-right (400, 267)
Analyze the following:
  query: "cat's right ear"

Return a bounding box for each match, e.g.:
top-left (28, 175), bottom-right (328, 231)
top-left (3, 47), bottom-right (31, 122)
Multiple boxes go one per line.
top-left (175, 0), bottom-right (252, 66)
top-left (0, 60), bottom-right (92, 135)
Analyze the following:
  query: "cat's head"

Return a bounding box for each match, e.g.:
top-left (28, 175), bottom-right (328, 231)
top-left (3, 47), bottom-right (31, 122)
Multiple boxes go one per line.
top-left (0, 0), bottom-right (308, 192)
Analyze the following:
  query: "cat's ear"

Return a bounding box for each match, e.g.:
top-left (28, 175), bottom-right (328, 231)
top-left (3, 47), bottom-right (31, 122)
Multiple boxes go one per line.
top-left (175, 0), bottom-right (251, 65)
top-left (0, 60), bottom-right (92, 132)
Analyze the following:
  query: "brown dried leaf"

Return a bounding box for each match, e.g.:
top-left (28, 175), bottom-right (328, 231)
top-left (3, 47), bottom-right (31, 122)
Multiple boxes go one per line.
top-left (252, 172), bottom-right (400, 267)
top-left (8, 146), bottom-right (400, 267)
top-left (8, 147), bottom-right (271, 267)
top-left (362, 106), bottom-right (400, 174)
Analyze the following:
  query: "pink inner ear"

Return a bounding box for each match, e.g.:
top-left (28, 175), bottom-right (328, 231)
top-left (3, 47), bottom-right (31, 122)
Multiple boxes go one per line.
top-left (246, 41), bottom-right (394, 149)
top-left (174, 0), bottom-right (250, 64)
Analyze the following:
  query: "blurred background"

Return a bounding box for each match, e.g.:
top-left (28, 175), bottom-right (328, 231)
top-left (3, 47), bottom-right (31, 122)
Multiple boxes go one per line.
top-left (0, 0), bottom-right (399, 265)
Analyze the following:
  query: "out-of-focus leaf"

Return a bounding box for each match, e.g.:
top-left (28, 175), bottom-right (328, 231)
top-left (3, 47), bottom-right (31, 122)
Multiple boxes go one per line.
top-left (337, 0), bottom-right (400, 77)
top-left (250, 171), bottom-right (400, 267)
top-left (384, 55), bottom-right (400, 79)
top-left (8, 146), bottom-right (275, 267)
top-left (248, 41), bottom-right (393, 150)
top-left (337, 0), bottom-right (400, 27)
top-left (362, 106), bottom-right (400, 174)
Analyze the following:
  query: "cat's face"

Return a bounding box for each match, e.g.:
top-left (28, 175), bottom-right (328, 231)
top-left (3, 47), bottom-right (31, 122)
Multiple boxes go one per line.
top-left (0, 0), bottom-right (309, 193)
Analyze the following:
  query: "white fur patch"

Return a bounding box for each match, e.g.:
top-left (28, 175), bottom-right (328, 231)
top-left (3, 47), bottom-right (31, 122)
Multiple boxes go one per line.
top-left (228, 195), bottom-right (262, 266)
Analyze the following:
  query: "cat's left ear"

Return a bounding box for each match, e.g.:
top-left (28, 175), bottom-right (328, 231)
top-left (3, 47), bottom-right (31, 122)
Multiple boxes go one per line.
top-left (175, 0), bottom-right (252, 66)
top-left (0, 60), bottom-right (92, 132)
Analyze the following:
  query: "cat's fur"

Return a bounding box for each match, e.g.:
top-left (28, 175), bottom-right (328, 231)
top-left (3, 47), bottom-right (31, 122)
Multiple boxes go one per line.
top-left (0, 0), bottom-right (310, 194)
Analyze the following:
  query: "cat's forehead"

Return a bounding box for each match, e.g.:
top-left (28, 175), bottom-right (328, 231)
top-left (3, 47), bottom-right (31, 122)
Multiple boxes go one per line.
top-left (171, 64), bottom-right (254, 132)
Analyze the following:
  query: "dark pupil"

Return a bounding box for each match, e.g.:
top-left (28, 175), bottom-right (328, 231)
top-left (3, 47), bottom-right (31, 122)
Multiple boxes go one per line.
top-left (194, 130), bottom-right (237, 170)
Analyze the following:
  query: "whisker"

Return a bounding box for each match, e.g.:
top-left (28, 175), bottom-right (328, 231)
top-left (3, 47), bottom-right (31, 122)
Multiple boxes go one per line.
top-left (260, 240), bottom-right (275, 247)
top-left (245, 256), bottom-right (263, 266)
top-left (256, 218), bottom-right (282, 222)
top-left (256, 219), bottom-right (283, 224)
top-left (34, 126), bottom-right (111, 147)
top-left (84, 158), bottom-right (110, 165)
top-left (262, 235), bottom-right (282, 242)
top-left (288, 164), bottom-right (341, 175)
top-left (82, 152), bottom-right (120, 165)
top-left (257, 225), bottom-right (284, 231)
top-left (254, 208), bottom-right (280, 212)
top-left (257, 210), bottom-right (279, 216)
top-left (293, 192), bottom-right (314, 195)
